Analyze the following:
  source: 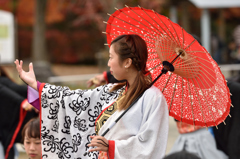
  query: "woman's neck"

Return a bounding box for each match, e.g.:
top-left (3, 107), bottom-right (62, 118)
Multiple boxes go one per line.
top-left (126, 70), bottom-right (138, 88)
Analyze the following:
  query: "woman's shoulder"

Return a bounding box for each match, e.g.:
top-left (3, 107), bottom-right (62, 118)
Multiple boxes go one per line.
top-left (144, 85), bottom-right (163, 97)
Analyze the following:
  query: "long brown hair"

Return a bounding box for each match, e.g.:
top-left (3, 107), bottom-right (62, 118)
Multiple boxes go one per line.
top-left (21, 117), bottom-right (40, 143)
top-left (110, 34), bottom-right (152, 110)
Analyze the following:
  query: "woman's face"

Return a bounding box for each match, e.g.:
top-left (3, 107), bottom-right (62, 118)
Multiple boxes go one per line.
top-left (24, 134), bottom-right (41, 159)
top-left (108, 44), bottom-right (126, 80)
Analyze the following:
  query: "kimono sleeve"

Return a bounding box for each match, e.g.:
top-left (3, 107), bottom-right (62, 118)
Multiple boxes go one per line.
top-left (40, 83), bottom-right (119, 159)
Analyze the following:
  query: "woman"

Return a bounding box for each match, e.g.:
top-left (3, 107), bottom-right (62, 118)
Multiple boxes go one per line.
top-left (22, 117), bottom-right (41, 159)
top-left (15, 34), bottom-right (169, 159)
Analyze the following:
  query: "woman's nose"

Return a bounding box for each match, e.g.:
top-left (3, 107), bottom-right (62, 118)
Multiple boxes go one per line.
top-left (29, 143), bottom-right (35, 150)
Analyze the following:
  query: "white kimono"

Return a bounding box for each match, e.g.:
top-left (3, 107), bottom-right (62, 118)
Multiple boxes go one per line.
top-left (39, 83), bottom-right (168, 159)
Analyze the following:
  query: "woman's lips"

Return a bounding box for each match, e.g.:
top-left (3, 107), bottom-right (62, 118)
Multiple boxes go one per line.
top-left (29, 154), bottom-right (37, 157)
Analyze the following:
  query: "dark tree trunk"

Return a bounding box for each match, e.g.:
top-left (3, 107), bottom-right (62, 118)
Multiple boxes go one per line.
top-left (32, 0), bottom-right (54, 82)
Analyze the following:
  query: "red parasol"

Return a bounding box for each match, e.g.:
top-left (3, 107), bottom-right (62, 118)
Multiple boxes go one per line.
top-left (103, 6), bottom-right (231, 127)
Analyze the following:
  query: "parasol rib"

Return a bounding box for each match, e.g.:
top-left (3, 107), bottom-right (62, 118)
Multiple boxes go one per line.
top-left (153, 11), bottom-right (181, 46)
top-left (105, 24), bottom-right (156, 45)
top-left (148, 57), bottom-right (161, 62)
top-left (194, 78), bottom-right (217, 127)
top-left (162, 72), bottom-right (172, 92)
top-left (107, 14), bottom-right (158, 41)
top-left (198, 67), bottom-right (229, 101)
top-left (191, 78), bottom-right (208, 127)
top-left (197, 74), bottom-right (229, 123)
top-left (182, 28), bottom-right (184, 49)
top-left (168, 75), bottom-right (179, 113)
top-left (133, 6), bottom-right (178, 44)
top-left (168, 19), bottom-right (182, 47)
top-left (117, 7), bottom-right (175, 44)
top-left (187, 79), bottom-right (195, 128)
top-left (190, 60), bottom-right (229, 96)
top-left (140, 8), bottom-right (181, 47)
top-left (156, 38), bottom-right (179, 64)
top-left (180, 78), bottom-right (184, 122)
top-left (124, 7), bottom-right (165, 38)
top-left (148, 63), bottom-right (162, 72)
top-left (184, 39), bottom-right (196, 51)
top-left (187, 50), bottom-right (210, 53)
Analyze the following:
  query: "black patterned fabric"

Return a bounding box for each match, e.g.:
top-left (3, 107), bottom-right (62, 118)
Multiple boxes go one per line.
top-left (40, 83), bottom-right (124, 159)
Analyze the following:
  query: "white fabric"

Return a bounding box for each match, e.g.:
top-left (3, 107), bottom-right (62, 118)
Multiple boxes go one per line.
top-left (168, 128), bottom-right (228, 159)
top-left (99, 86), bottom-right (169, 159)
top-left (40, 83), bottom-right (168, 159)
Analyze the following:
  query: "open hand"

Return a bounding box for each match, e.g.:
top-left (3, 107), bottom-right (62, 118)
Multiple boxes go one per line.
top-left (14, 59), bottom-right (37, 90)
top-left (87, 136), bottom-right (109, 152)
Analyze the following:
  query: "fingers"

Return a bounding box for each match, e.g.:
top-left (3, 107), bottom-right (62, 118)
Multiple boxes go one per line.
top-left (87, 136), bottom-right (109, 152)
top-left (86, 79), bottom-right (94, 88)
top-left (14, 59), bottom-right (22, 71)
top-left (86, 78), bottom-right (100, 88)
top-left (29, 62), bottom-right (34, 72)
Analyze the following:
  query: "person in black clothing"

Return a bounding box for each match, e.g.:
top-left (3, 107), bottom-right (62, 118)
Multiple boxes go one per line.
top-left (0, 67), bottom-right (38, 159)
top-left (213, 79), bottom-right (240, 159)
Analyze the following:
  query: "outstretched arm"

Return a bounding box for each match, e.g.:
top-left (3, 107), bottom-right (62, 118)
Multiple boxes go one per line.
top-left (14, 59), bottom-right (37, 90)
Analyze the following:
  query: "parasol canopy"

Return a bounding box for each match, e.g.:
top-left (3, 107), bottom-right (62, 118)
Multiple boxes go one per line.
top-left (104, 6), bottom-right (231, 127)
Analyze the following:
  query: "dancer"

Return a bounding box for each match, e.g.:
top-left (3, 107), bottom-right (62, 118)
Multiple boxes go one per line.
top-left (15, 34), bottom-right (169, 159)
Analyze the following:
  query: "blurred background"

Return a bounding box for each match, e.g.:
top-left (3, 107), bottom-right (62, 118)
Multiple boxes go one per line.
top-left (0, 0), bottom-right (240, 158)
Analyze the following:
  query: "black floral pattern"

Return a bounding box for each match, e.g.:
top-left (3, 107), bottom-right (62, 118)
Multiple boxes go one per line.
top-left (52, 120), bottom-right (59, 133)
top-left (62, 116), bottom-right (71, 134)
top-left (73, 116), bottom-right (88, 132)
top-left (69, 96), bottom-right (90, 115)
top-left (88, 102), bottom-right (103, 127)
top-left (48, 101), bottom-right (60, 119)
top-left (41, 83), bottom-right (121, 158)
top-left (72, 133), bottom-right (82, 152)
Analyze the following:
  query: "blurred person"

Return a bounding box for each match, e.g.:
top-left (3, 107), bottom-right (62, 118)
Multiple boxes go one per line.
top-left (21, 117), bottom-right (41, 159)
top-left (211, 34), bottom-right (225, 64)
top-left (15, 34), bottom-right (169, 158)
top-left (87, 71), bottom-right (119, 88)
top-left (167, 120), bottom-right (228, 159)
top-left (233, 25), bottom-right (240, 63)
top-left (227, 39), bottom-right (238, 63)
top-left (0, 67), bottom-right (38, 159)
top-left (213, 80), bottom-right (240, 159)
top-left (163, 150), bottom-right (201, 159)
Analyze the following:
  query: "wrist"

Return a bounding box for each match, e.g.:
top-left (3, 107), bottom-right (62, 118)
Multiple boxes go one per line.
top-left (30, 80), bottom-right (38, 90)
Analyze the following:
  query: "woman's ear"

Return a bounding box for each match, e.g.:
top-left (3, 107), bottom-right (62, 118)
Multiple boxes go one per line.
top-left (124, 58), bottom-right (132, 68)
